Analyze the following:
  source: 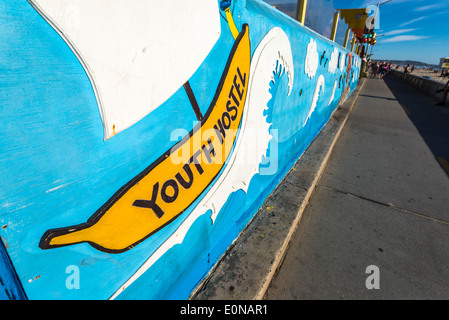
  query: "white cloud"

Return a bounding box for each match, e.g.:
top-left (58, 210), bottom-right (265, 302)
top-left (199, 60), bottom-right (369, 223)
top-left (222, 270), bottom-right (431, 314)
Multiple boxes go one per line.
top-left (359, 0), bottom-right (377, 7)
top-left (399, 16), bottom-right (428, 27)
top-left (356, 0), bottom-right (427, 8)
top-left (383, 28), bottom-right (416, 36)
top-left (381, 35), bottom-right (429, 43)
top-left (360, 0), bottom-right (415, 6)
top-left (415, 3), bottom-right (446, 11)
top-left (436, 9), bottom-right (449, 16)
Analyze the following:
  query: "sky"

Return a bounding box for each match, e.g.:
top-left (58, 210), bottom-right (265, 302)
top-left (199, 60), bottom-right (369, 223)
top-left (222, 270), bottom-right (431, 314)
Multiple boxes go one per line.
top-left (334, 0), bottom-right (449, 65)
top-left (265, 0), bottom-right (449, 65)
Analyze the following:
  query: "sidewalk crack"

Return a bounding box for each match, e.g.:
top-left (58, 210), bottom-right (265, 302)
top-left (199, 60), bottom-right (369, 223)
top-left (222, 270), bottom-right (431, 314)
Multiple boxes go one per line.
top-left (320, 185), bottom-right (449, 226)
top-left (284, 180), bottom-right (309, 192)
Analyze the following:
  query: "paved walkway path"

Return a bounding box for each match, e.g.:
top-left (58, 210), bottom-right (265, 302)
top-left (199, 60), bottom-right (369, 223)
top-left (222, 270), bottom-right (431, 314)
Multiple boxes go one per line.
top-left (264, 77), bottom-right (449, 299)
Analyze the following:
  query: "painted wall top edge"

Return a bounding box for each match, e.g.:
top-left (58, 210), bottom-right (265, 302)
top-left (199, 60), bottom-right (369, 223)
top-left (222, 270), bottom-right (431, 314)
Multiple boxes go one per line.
top-left (245, 0), bottom-right (356, 55)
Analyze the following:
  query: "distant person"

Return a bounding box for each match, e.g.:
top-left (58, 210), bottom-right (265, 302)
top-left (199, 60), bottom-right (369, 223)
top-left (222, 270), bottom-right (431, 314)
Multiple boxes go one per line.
top-left (385, 63), bottom-right (392, 75)
top-left (379, 62), bottom-right (386, 78)
top-left (404, 64), bottom-right (410, 74)
top-left (371, 62), bottom-right (379, 79)
top-left (436, 80), bottom-right (449, 106)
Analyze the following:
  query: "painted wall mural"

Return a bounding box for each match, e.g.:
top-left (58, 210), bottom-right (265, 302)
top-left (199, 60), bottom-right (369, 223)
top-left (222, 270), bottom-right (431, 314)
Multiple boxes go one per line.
top-left (0, 0), bottom-right (360, 299)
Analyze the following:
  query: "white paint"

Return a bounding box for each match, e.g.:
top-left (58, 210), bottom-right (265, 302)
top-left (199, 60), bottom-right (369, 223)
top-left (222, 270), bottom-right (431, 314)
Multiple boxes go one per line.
top-left (340, 52), bottom-right (346, 72)
top-left (109, 27), bottom-right (294, 300)
top-left (305, 38), bottom-right (318, 79)
top-left (304, 74), bottom-right (325, 125)
top-left (328, 80), bottom-right (337, 106)
top-left (45, 183), bottom-right (69, 193)
top-left (328, 47), bottom-right (338, 74)
top-left (29, 0), bottom-right (221, 140)
top-left (354, 69), bottom-right (360, 83)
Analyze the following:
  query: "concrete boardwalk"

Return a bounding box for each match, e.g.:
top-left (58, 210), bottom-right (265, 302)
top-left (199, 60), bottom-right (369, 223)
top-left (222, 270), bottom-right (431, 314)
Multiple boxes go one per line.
top-left (264, 77), bottom-right (449, 299)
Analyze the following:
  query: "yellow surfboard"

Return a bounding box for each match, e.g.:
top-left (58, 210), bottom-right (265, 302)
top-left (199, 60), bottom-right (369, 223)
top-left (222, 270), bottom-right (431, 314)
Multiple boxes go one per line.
top-left (40, 24), bottom-right (251, 253)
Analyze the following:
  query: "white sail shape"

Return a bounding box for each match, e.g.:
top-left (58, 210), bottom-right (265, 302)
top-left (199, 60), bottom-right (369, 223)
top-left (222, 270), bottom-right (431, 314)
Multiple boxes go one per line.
top-left (29, 0), bottom-right (221, 139)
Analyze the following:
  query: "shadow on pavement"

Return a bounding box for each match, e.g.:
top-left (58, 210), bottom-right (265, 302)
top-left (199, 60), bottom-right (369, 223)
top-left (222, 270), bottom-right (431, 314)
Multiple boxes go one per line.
top-left (383, 75), bottom-right (449, 178)
top-left (358, 94), bottom-right (397, 101)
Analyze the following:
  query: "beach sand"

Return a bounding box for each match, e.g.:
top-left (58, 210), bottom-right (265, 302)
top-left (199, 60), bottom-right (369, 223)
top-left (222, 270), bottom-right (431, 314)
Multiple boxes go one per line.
top-left (402, 68), bottom-right (448, 85)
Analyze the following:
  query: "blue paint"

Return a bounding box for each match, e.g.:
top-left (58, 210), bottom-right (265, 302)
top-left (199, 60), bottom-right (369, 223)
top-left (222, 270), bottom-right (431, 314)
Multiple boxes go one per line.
top-left (0, 0), bottom-right (360, 299)
top-left (0, 239), bottom-right (27, 300)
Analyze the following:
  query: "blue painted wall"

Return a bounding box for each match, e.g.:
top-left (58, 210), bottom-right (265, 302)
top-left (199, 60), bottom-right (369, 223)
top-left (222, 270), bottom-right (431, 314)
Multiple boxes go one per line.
top-left (0, 0), bottom-right (360, 299)
top-left (0, 239), bottom-right (27, 299)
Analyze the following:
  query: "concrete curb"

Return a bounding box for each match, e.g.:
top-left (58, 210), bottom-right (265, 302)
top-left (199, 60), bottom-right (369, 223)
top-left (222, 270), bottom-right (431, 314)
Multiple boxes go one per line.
top-left (191, 78), bottom-right (366, 300)
top-left (390, 70), bottom-right (448, 103)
